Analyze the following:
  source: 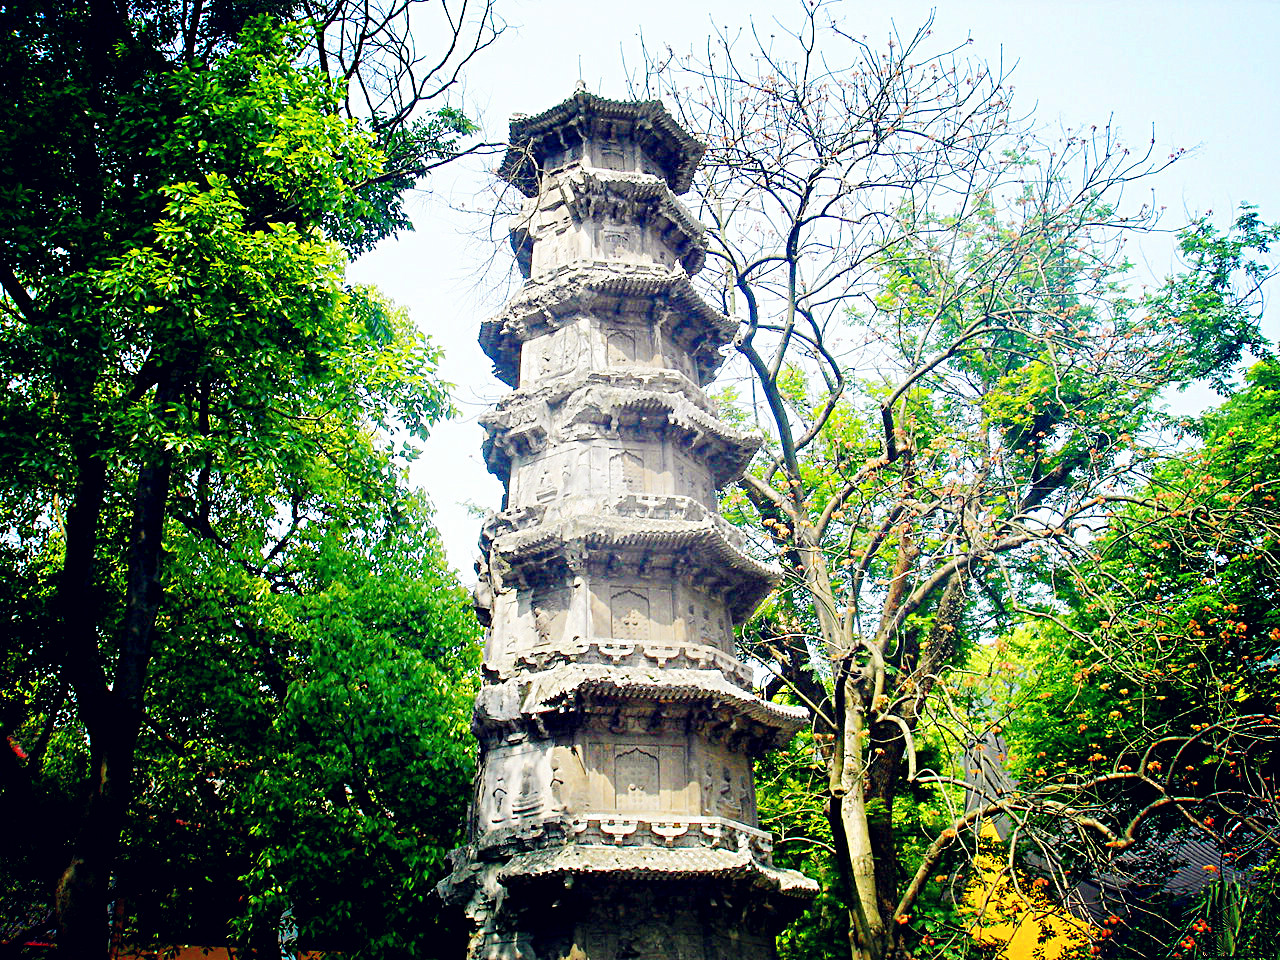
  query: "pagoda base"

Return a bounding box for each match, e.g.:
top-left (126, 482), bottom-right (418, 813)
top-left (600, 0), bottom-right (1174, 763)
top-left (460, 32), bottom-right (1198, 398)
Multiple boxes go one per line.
top-left (452, 869), bottom-right (810, 960)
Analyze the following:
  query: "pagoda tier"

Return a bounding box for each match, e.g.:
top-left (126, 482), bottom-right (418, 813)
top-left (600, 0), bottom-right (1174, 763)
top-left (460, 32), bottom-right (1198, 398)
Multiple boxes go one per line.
top-left (508, 167), bottom-right (709, 279)
top-left (497, 92), bottom-right (704, 198)
top-left (479, 265), bottom-right (735, 388)
top-left (441, 91), bottom-right (814, 960)
top-left (479, 369), bottom-right (759, 488)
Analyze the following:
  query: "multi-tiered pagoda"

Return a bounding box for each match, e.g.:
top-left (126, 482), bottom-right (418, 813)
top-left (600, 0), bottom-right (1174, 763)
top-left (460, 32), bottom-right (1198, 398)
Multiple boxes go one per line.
top-left (439, 90), bottom-right (816, 960)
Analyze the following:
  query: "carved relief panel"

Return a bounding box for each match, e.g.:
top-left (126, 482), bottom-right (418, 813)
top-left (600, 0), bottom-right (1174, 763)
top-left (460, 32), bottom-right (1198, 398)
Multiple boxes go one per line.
top-left (610, 589), bottom-right (650, 643)
top-left (675, 583), bottom-right (733, 652)
top-left (603, 321), bottom-right (658, 369)
top-left (671, 450), bottom-right (714, 506)
top-left (589, 581), bottom-right (675, 645)
top-left (529, 198), bottom-right (586, 277)
top-left (510, 446), bottom-right (582, 510)
top-left (606, 329), bottom-right (637, 367)
top-left (486, 589), bottom-right (520, 663)
top-left (589, 136), bottom-right (632, 173)
top-left (549, 743), bottom-right (589, 812)
top-left (575, 914), bottom-right (707, 960)
top-left (596, 223), bottom-right (641, 263)
top-left (478, 743), bottom-right (553, 830)
top-left (488, 582), bottom-right (578, 663)
top-left (696, 745), bottom-right (757, 825)
top-left (654, 331), bottom-right (697, 381)
top-left (614, 746), bottom-right (660, 811)
top-left (527, 585), bottom-right (571, 649)
top-left (519, 325), bottom-right (586, 385)
top-left (593, 439), bottom-right (670, 500)
top-left (581, 737), bottom-right (695, 815)
top-left (608, 449), bottom-right (646, 495)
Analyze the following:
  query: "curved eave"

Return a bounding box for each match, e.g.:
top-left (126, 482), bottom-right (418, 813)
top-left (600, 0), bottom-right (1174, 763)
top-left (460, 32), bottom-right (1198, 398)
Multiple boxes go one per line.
top-left (492, 516), bottom-right (779, 622)
top-left (498, 844), bottom-right (819, 899)
top-left (480, 264), bottom-right (735, 387)
top-left (522, 664), bottom-right (809, 736)
top-left (571, 169), bottom-right (706, 241)
top-left (480, 380), bottom-right (761, 487)
top-left (558, 169), bottom-right (707, 276)
top-left (507, 172), bottom-right (707, 279)
top-left (500, 92), bottom-right (705, 197)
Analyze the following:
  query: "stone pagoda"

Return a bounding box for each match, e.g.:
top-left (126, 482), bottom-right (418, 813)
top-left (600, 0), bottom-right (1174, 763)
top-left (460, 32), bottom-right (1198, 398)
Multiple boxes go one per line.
top-left (439, 90), bottom-right (816, 960)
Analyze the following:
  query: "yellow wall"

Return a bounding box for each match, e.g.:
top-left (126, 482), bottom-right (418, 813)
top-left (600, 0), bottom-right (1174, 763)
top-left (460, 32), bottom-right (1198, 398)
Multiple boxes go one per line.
top-left (961, 823), bottom-right (1100, 960)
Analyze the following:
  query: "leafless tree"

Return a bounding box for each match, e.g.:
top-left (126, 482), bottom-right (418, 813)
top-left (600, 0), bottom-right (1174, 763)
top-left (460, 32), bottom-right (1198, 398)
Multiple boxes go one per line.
top-left (633, 3), bottom-right (1276, 958)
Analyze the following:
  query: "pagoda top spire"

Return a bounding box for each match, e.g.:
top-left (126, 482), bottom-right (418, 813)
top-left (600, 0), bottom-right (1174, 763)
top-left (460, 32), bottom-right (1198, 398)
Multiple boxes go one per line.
top-left (497, 90), bottom-right (705, 197)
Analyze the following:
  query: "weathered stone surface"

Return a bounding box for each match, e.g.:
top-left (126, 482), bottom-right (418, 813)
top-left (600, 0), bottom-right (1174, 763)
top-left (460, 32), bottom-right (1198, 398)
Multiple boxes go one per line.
top-left (498, 92), bottom-right (705, 198)
top-left (479, 264), bottom-right (735, 387)
top-left (441, 90), bottom-right (814, 960)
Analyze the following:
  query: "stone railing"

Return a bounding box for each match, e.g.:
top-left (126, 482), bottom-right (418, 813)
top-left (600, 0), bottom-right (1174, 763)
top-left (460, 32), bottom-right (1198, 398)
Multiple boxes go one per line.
top-left (476, 813), bottom-right (775, 863)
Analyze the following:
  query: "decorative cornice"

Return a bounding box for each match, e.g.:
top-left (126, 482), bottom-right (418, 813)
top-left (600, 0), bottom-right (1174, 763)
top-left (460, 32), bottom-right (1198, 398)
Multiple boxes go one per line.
top-left (479, 376), bottom-right (760, 487)
top-left (498, 844), bottom-right (819, 898)
top-left (510, 168), bottom-right (707, 278)
top-left (473, 664), bottom-right (807, 743)
top-left (485, 636), bottom-right (755, 689)
top-left (488, 513), bottom-right (779, 622)
top-left (480, 263), bottom-right (734, 388)
top-left (475, 813), bottom-right (774, 862)
top-left (500, 92), bottom-right (705, 197)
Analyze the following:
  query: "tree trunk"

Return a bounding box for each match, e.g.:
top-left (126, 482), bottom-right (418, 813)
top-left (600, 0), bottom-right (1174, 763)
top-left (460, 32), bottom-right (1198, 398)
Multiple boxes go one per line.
top-left (836, 690), bottom-right (891, 960)
top-left (55, 380), bottom-right (177, 957)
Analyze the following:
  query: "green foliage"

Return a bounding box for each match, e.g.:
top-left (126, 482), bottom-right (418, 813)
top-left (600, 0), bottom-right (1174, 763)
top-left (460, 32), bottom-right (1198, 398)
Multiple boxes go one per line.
top-left (989, 363), bottom-right (1280, 956)
top-left (1005, 360), bottom-right (1280, 782)
top-left (119, 493), bottom-right (479, 955)
top-left (0, 6), bottom-right (479, 955)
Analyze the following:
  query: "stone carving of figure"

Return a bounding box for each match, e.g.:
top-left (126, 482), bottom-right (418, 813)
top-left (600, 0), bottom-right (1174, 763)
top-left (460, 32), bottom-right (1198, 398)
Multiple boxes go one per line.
top-left (719, 765), bottom-right (740, 819)
top-left (533, 604), bottom-right (552, 646)
top-left (701, 760), bottom-right (717, 817)
top-left (489, 773), bottom-right (508, 825)
top-left (535, 461), bottom-right (556, 503)
top-left (511, 755), bottom-right (544, 819)
top-left (549, 745), bottom-right (587, 812)
top-left (472, 560), bottom-right (493, 628)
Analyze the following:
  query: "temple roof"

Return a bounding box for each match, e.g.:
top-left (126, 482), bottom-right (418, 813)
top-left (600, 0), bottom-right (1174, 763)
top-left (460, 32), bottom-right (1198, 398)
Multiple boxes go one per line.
top-left (489, 513), bottom-right (779, 622)
top-left (480, 374), bottom-right (761, 487)
top-left (470, 664), bottom-right (807, 749)
top-left (487, 635), bottom-right (756, 690)
top-left (499, 844), bottom-right (819, 898)
top-left (499, 91), bottom-right (705, 197)
top-left (524, 664), bottom-right (808, 733)
top-left (509, 168), bottom-right (707, 279)
top-left (480, 263), bottom-right (735, 387)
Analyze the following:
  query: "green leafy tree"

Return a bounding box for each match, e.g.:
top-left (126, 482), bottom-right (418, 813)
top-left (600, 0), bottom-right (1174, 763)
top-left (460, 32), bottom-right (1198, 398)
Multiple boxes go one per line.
top-left (999, 361), bottom-right (1280, 956)
top-left (636, 6), bottom-right (1279, 958)
top-left (0, 3), bottom-right (495, 954)
top-left (116, 489), bottom-right (480, 957)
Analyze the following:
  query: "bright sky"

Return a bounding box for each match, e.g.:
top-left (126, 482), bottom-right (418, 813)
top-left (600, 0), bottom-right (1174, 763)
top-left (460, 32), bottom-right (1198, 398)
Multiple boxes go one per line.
top-left (348, 0), bottom-right (1280, 576)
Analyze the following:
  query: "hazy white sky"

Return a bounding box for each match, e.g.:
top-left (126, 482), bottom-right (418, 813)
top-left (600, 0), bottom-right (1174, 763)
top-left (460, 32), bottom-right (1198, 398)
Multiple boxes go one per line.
top-left (349, 0), bottom-right (1280, 574)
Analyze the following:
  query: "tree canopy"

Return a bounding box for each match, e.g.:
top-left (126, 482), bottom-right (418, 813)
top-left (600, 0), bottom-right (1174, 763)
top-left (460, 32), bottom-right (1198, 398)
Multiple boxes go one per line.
top-left (0, 2), bottom-right (495, 955)
top-left (634, 5), bottom-right (1279, 958)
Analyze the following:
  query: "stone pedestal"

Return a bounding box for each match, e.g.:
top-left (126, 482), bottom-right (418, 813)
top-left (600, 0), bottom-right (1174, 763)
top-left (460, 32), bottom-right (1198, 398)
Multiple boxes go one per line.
top-left (439, 90), bottom-right (816, 960)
